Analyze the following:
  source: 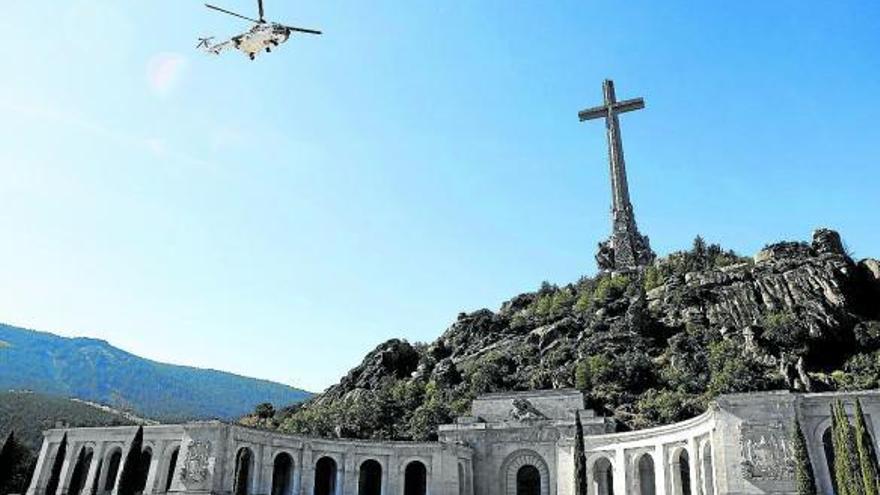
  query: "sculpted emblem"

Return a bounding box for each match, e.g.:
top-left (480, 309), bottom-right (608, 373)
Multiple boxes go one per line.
top-left (181, 440), bottom-right (212, 484)
top-left (510, 399), bottom-right (548, 421)
top-left (739, 423), bottom-right (794, 481)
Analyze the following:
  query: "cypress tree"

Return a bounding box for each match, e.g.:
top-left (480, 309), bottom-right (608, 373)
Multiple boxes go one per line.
top-left (117, 427), bottom-right (144, 495)
top-left (44, 433), bottom-right (68, 495)
top-left (854, 400), bottom-right (879, 495)
top-left (22, 456), bottom-right (39, 495)
top-left (0, 431), bottom-right (15, 492)
top-left (792, 417), bottom-right (817, 495)
top-left (833, 401), bottom-right (865, 495)
top-left (832, 402), bottom-right (851, 495)
top-left (574, 411), bottom-right (587, 495)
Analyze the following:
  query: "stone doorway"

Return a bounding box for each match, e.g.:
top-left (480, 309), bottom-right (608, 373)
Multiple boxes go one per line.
top-left (516, 465), bottom-right (540, 495)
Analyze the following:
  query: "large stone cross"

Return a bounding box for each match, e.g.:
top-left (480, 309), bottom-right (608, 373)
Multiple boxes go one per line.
top-left (578, 79), bottom-right (644, 214)
top-left (578, 80), bottom-right (654, 271)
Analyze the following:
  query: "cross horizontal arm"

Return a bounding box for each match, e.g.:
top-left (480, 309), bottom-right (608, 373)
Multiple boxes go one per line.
top-left (611, 98), bottom-right (645, 114)
top-left (578, 106), bottom-right (609, 122)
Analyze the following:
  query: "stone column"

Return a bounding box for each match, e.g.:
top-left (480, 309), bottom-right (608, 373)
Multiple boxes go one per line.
top-left (341, 453), bottom-right (355, 495)
top-left (26, 437), bottom-right (52, 495)
top-left (144, 444), bottom-right (162, 495)
top-left (653, 446), bottom-right (667, 495)
top-left (56, 441), bottom-right (80, 495)
top-left (292, 449), bottom-right (303, 495)
top-left (612, 449), bottom-right (626, 495)
top-left (686, 440), bottom-right (699, 495)
top-left (83, 444), bottom-right (105, 495)
top-left (259, 445), bottom-right (273, 495)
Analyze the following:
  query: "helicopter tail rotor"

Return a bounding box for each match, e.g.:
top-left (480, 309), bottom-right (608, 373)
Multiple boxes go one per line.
top-left (196, 36), bottom-right (215, 49)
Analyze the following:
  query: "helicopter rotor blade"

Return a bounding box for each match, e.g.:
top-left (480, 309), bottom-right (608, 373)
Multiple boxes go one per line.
top-left (257, 0), bottom-right (265, 22)
top-left (285, 25), bottom-right (322, 35)
top-left (205, 4), bottom-right (260, 23)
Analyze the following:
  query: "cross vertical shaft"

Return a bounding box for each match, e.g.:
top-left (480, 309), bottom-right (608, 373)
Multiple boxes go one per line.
top-left (603, 81), bottom-right (631, 213)
top-left (579, 79), bottom-right (654, 271)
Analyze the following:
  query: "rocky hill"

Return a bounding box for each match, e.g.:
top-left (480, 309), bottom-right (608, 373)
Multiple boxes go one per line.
top-left (0, 325), bottom-right (312, 422)
top-left (255, 228), bottom-right (880, 441)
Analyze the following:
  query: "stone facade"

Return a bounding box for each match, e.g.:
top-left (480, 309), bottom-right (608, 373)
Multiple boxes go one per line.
top-left (27, 389), bottom-right (880, 495)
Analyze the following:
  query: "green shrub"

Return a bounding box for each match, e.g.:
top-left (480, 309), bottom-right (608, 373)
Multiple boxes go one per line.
top-left (643, 266), bottom-right (664, 291)
top-left (707, 340), bottom-right (772, 396)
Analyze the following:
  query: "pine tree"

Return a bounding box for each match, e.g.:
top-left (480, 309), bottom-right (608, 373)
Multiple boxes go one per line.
top-left (574, 411), bottom-right (587, 495)
top-left (792, 418), bottom-right (817, 495)
top-left (853, 400), bottom-right (879, 495)
top-left (44, 433), bottom-right (68, 495)
top-left (117, 427), bottom-right (144, 495)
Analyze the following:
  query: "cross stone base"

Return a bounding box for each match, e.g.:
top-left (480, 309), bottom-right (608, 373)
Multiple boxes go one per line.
top-left (595, 207), bottom-right (655, 271)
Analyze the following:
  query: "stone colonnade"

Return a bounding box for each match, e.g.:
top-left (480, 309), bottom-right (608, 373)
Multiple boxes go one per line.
top-left (581, 410), bottom-right (716, 495)
top-left (27, 424), bottom-right (472, 495)
top-left (226, 427), bottom-right (472, 495)
top-left (26, 426), bottom-right (185, 495)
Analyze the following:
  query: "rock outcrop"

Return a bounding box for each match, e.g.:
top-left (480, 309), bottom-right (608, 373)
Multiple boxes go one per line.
top-left (265, 229), bottom-right (880, 440)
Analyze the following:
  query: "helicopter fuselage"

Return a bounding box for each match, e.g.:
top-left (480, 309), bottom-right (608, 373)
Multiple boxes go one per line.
top-left (232, 23), bottom-right (290, 58)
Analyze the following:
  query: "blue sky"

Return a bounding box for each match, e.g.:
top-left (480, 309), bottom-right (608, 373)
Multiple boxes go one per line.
top-left (1, 1), bottom-right (878, 392)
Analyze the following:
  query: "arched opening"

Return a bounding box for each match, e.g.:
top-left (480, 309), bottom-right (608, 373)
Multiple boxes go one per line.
top-left (164, 448), bottom-right (180, 493)
top-left (678, 450), bottom-right (692, 495)
top-left (104, 450), bottom-right (123, 492)
top-left (404, 461), bottom-right (427, 495)
top-left (516, 465), bottom-right (540, 495)
top-left (233, 448), bottom-right (253, 495)
top-left (457, 463), bottom-right (466, 495)
top-left (313, 457), bottom-right (337, 495)
top-left (823, 427), bottom-right (836, 493)
top-left (592, 458), bottom-right (614, 495)
top-left (272, 453), bottom-right (294, 495)
top-left (135, 447), bottom-right (153, 493)
top-left (357, 459), bottom-right (382, 495)
top-left (637, 454), bottom-right (655, 495)
top-left (700, 444), bottom-right (714, 495)
top-left (68, 447), bottom-right (94, 495)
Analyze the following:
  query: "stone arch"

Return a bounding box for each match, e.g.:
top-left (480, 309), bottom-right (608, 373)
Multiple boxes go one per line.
top-left (233, 447), bottom-right (255, 495)
top-left (633, 453), bottom-right (655, 495)
top-left (313, 456), bottom-right (338, 495)
top-left (403, 460), bottom-right (427, 495)
top-left (501, 450), bottom-right (550, 495)
top-left (162, 444), bottom-right (181, 493)
top-left (589, 456), bottom-right (614, 495)
top-left (102, 447), bottom-right (124, 493)
top-left (271, 452), bottom-right (294, 495)
top-left (669, 447), bottom-right (692, 495)
top-left (68, 446), bottom-right (95, 495)
top-left (357, 459), bottom-right (383, 495)
top-left (698, 440), bottom-right (714, 495)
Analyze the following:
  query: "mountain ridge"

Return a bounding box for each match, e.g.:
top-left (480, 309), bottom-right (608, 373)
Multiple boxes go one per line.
top-left (0, 323), bottom-right (312, 422)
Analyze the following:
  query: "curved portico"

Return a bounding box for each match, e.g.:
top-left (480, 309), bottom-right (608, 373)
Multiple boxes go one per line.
top-left (24, 390), bottom-right (880, 495)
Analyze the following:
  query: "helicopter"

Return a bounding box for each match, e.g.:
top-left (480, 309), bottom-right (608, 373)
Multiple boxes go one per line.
top-left (198, 0), bottom-right (321, 60)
